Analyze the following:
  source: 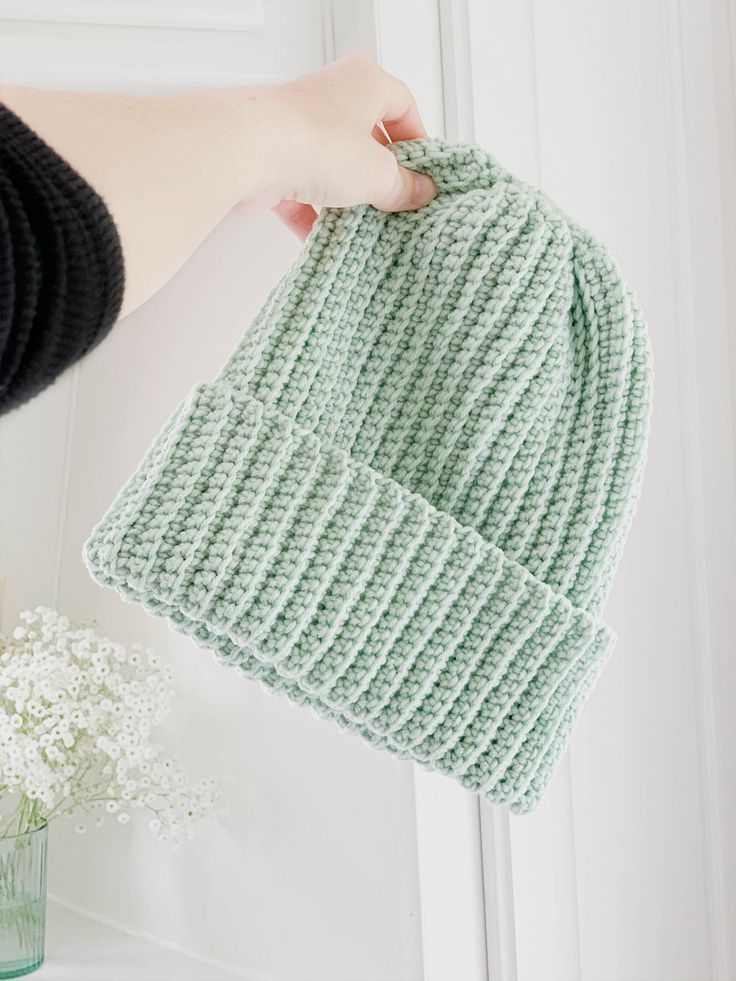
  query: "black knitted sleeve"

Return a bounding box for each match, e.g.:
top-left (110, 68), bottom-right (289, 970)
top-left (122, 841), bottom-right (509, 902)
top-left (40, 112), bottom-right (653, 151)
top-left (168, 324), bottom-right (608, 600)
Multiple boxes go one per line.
top-left (0, 103), bottom-right (125, 415)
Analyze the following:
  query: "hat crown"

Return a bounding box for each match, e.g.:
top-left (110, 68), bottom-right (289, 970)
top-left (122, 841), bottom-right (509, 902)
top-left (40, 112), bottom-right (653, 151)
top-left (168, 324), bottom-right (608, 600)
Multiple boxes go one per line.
top-left (217, 139), bottom-right (652, 617)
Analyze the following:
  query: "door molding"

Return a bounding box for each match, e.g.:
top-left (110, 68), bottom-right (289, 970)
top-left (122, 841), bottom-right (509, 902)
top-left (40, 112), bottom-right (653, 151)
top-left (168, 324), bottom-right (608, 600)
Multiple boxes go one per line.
top-left (0, 0), bottom-right (265, 31)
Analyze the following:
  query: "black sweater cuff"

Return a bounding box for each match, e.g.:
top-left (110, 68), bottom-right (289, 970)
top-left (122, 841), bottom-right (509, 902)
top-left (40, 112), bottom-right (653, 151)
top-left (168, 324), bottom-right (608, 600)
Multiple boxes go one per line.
top-left (0, 103), bottom-right (125, 414)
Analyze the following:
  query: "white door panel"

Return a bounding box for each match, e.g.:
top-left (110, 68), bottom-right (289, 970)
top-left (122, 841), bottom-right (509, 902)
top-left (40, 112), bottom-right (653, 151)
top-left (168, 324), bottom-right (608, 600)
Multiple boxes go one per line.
top-left (467, 2), bottom-right (736, 979)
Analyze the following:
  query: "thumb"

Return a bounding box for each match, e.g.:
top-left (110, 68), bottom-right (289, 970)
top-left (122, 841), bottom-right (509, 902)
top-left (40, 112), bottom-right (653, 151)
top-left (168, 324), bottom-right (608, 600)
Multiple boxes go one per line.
top-left (369, 154), bottom-right (436, 213)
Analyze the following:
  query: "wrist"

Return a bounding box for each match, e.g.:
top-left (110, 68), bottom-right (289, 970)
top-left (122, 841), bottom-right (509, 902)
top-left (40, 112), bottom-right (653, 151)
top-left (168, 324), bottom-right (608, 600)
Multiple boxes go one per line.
top-left (191, 85), bottom-right (300, 208)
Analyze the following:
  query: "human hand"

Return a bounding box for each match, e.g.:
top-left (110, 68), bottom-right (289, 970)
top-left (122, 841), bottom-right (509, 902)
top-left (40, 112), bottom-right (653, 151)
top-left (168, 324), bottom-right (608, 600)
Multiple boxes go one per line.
top-left (0, 56), bottom-right (435, 319)
top-left (239, 53), bottom-right (437, 239)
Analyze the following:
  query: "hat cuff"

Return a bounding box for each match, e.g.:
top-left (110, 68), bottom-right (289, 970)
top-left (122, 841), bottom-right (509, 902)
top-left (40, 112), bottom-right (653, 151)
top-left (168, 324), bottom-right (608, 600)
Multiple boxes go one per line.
top-left (84, 381), bottom-right (615, 811)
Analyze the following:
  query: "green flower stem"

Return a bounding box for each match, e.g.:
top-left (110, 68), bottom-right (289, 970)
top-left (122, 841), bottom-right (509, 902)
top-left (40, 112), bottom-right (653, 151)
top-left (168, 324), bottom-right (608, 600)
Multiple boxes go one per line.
top-left (43, 761), bottom-right (95, 822)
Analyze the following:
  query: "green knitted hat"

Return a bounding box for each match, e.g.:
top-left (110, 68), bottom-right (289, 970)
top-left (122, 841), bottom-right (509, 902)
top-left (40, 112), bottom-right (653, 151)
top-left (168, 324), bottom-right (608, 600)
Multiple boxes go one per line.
top-left (84, 138), bottom-right (653, 813)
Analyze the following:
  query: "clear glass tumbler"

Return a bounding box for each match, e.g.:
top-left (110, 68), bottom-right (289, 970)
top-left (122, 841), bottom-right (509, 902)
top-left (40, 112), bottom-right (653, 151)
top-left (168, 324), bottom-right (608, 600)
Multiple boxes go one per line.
top-left (0, 820), bottom-right (48, 979)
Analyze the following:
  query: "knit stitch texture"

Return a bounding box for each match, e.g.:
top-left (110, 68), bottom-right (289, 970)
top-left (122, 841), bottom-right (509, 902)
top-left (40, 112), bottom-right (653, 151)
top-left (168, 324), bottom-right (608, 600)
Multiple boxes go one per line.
top-left (83, 138), bottom-right (653, 813)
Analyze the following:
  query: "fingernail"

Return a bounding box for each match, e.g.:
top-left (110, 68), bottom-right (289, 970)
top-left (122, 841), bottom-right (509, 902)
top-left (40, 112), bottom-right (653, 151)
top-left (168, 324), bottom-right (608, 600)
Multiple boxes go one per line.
top-left (413, 173), bottom-right (436, 207)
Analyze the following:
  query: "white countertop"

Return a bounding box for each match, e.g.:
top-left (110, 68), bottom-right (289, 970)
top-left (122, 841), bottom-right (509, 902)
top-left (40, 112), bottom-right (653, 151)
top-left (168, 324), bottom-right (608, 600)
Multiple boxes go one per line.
top-left (34, 898), bottom-right (247, 981)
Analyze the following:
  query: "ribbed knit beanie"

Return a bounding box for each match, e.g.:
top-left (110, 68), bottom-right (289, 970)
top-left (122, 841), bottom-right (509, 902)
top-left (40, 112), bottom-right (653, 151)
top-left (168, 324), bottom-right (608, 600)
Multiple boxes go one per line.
top-left (84, 138), bottom-right (653, 813)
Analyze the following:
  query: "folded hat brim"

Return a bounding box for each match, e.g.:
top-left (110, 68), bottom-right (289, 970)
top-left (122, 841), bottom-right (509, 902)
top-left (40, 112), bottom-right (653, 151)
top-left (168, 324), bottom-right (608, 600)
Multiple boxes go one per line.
top-left (84, 379), bottom-right (614, 812)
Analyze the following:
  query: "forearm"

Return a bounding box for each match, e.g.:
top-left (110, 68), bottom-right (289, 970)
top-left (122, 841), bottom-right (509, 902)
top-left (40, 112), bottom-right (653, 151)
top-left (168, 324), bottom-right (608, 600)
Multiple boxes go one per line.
top-left (0, 85), bottom-right (279, 317)
top-left (1, 56), bottom-right (434, 331)
top-left (0, 57), bottom-right (433, 414)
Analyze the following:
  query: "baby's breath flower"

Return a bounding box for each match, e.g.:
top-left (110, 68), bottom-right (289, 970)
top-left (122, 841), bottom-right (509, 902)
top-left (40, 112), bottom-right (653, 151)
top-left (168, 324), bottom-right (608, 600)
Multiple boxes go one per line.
top-left (0, 607), bottom-right (223, 847)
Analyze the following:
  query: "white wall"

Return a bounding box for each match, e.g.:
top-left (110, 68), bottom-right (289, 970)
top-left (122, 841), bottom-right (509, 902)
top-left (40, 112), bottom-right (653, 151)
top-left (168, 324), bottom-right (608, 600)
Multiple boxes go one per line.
top-left (468, 3), bottom-right (736, 980)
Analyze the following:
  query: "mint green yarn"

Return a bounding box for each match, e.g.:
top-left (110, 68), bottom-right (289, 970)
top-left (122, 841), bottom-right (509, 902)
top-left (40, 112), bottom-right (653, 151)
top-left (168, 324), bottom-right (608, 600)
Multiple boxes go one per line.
top-left (83, 138), bottom-right (653, 813)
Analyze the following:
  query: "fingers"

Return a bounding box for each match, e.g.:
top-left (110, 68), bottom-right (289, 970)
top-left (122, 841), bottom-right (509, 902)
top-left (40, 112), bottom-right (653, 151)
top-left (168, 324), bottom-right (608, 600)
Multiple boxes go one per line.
top-left (371, 122), bottom-right (390, 146)
top-left (380, 73), bottom-right (428, 142)
top-left (367, 145), bottom-right (435, 212)
top-left (338, 52), bottom-right (427, 143)
top-left (271, 200), bottom-right (318, 240)
top-left (265, 54), bottom-right (434, 217)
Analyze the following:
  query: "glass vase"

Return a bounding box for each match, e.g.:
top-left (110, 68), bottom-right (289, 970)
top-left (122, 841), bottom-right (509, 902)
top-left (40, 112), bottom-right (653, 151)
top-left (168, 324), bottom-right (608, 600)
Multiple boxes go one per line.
top-left (0, 820), bottom-right (48, 978)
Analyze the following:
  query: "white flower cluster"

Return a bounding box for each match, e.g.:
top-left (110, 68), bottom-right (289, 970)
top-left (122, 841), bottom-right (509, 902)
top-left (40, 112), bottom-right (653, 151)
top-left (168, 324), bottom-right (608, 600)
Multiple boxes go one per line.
top-left (0, 607), bottom-right (223, 849)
